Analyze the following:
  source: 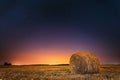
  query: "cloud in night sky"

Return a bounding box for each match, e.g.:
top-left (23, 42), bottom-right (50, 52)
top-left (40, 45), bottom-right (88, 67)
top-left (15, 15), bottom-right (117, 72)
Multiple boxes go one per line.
top-left (0, 0), bottom-right (120, 64)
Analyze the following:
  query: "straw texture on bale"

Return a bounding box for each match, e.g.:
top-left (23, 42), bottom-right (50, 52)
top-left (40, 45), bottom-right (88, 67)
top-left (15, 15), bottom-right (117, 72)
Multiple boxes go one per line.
top-left (70, 52), bottom-right (100, 74)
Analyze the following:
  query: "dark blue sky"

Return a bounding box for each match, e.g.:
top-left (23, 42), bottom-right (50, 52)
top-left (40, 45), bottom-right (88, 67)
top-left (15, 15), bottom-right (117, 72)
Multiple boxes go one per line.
top-left (0, 0), bottom-right (120, 64)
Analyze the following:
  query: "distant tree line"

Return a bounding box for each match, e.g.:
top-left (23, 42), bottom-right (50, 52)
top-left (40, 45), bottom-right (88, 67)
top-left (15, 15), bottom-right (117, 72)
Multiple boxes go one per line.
top-left (4, 62), bottom-right (12, 66)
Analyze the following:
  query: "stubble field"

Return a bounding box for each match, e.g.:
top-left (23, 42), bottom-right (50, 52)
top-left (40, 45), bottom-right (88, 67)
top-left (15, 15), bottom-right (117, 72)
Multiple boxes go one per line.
top-left (0, 64), bottom-right (120, 80)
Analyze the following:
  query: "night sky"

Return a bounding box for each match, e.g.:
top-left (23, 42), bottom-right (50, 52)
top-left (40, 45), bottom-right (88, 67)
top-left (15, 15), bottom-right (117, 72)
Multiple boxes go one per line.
top-left (0, 0), bottom-right (120, 65)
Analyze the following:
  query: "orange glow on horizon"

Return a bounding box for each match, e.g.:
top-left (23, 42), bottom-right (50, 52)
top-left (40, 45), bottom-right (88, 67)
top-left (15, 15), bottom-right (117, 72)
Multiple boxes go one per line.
top-left (11, 49), bottom-right (71, 65)
top-left (12, 55), bottom-right (70, 65)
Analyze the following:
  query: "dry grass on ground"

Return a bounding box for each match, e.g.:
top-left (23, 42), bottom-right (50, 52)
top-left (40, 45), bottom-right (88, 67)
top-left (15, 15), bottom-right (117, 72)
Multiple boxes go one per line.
top-left (0, 64), bottom-right (120, 80)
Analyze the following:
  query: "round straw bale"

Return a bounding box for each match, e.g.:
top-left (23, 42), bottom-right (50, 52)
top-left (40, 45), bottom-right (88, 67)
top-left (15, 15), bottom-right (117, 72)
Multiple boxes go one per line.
top-left (70, 52), bottom-right (100, 74)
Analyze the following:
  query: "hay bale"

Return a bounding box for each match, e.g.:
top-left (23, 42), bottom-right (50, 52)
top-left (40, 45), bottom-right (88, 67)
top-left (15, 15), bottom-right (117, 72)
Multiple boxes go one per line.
top-left (70, 52), bottom-right (100, 74)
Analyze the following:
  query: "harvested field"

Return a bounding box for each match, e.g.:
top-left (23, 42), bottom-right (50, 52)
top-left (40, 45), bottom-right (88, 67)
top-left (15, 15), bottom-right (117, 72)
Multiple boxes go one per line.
top-left (0, 64), bottom-right (119, 80)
